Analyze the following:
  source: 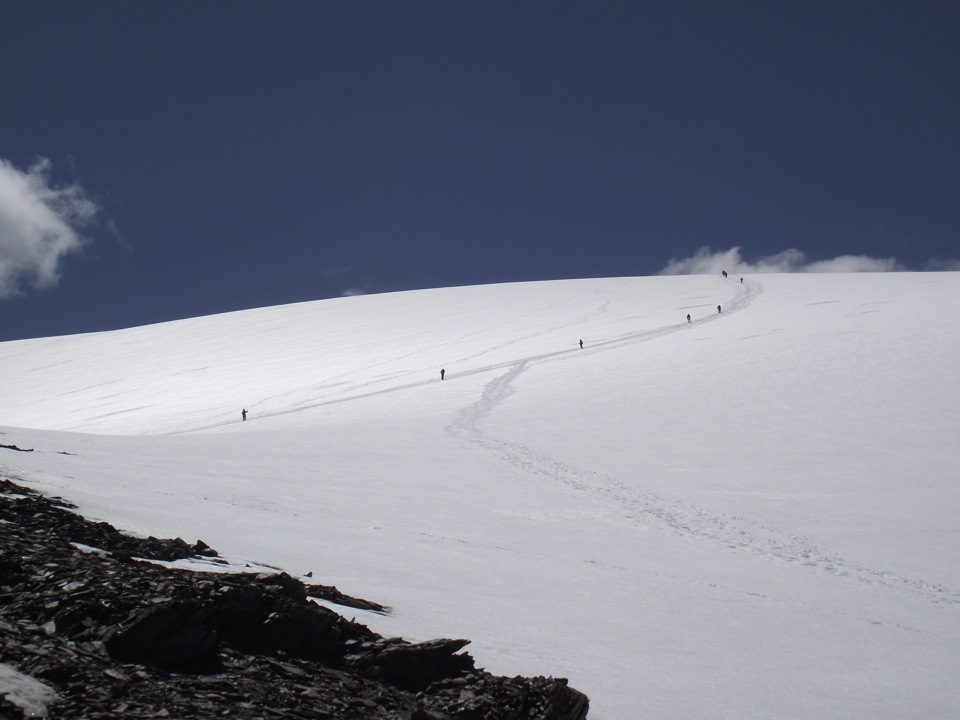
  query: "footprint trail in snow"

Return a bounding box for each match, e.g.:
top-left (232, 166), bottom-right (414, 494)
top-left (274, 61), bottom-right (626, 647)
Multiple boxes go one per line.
top-left (447, 279), bottom-right (960, 609)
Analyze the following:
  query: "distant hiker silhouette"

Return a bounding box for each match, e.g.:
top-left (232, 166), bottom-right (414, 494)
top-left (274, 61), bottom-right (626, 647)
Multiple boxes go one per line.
top-left (242, 409), bottom-right (248, 421)
top-left (440, 368), bottom-right (445, 380)
top-left (579, 339), bottom-right (583, 349)
top-left (722, 270), bottom-right (728, 278)
top-left (686, 314), bottom-right (691, 323)
top-left (740, 277), bottom-right (743, 283)
top-left (717, 305), bottom-right (722, 313)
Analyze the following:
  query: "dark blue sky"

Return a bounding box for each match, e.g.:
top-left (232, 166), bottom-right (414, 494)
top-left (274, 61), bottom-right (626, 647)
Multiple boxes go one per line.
top-left (1, 1), bottom-right (957, 340)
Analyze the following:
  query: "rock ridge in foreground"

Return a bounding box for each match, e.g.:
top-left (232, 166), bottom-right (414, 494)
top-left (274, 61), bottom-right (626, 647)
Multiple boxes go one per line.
top-left (0, 476), bottom-right (589, 719)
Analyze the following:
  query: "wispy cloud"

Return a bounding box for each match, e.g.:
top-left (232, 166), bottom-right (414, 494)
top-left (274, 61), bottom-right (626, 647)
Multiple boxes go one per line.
top-left (319, 266), bottom-right (350, 279)
top-left (658, 246), bottom-right (908, 276)
top-left (0, 157), bottom-right (100, 298)
top-left (923, 258), bottom-right (960, 272)
top-left (340, 288), bottom-right (368, 297)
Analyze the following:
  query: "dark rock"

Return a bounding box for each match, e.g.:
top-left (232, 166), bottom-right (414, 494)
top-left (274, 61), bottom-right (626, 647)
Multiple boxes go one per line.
top-left (192, 539), bottom-right (217, 557)
top-left (0, 475), bottom-right (590, 719)
top-left (304, 581), bottom-right (391, 614)
top-left (211, 582), bottom-right (370, 663)
top-left (348, 638), bottom-right (475, 691)
top-left (0, 557), bottom-right (26, 587)
top-left (105, 600), bottom-right (220, 672)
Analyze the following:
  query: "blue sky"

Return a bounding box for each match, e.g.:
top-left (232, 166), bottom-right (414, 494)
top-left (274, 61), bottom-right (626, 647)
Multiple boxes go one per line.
top-left (1, 1), bottom-right (957, 341)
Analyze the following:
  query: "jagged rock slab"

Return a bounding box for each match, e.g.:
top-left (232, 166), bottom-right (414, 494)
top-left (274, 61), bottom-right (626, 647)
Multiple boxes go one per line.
top-left (0, 476), bottom-right (589, 719)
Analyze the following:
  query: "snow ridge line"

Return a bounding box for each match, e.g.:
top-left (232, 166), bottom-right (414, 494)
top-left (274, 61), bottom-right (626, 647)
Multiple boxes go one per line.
top-left (175, 277), bottom-right (763, 434)
top-left (447, 280), bottom-right (960, 608)
top-left (448, 276), bottom-right (760, 433)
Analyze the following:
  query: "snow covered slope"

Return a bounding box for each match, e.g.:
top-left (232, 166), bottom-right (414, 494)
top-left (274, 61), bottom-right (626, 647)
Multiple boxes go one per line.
top-left (2, 273), bottom-right (959, 719)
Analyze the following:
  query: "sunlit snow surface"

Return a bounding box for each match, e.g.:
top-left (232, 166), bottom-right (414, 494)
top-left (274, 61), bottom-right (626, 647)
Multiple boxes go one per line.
top-left (2, 273), bottom-right (959, 719)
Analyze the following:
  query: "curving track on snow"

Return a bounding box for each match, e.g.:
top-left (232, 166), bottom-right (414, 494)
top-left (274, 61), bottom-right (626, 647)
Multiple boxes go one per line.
top-left (445, 278), bottom-right (960, 609)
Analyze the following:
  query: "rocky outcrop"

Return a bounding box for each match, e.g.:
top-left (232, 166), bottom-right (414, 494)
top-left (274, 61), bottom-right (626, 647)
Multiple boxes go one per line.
top-left (0, 477), bottom-right (589, 719)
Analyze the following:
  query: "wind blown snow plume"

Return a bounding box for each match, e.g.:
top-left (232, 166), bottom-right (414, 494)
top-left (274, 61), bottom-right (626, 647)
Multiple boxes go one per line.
top-left (0, 157), bottom-right (99, 298)
top-left (924, 257), bottom-right (960, 272)
top-left (659, 246), bottom-right (905, 275)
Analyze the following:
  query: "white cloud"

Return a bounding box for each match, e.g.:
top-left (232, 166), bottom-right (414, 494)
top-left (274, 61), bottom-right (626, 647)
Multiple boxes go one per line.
top-left (0, 157), bottom-right (99, 298)
top-left (658, 246), bottom-right (907, 276)
top-left (340, 288), bottom-right (368, 297)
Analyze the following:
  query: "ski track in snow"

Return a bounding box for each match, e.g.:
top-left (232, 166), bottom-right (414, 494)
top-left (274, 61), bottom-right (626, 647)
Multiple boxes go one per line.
top-left (446, 279), bottom-right (960, 609)
top-left (175, 281), bottom-right (748, 432)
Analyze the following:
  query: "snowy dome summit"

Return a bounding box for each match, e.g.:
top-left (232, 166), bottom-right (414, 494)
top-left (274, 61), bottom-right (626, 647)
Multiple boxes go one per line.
top-left (2, 272), bottom-right (959, 719)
